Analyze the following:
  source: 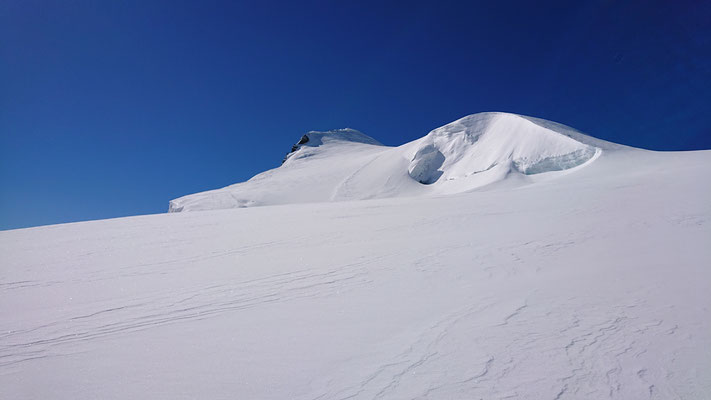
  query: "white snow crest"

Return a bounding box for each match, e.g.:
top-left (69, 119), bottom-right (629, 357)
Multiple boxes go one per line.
top-left (169, 112), bottom-right (621, 212)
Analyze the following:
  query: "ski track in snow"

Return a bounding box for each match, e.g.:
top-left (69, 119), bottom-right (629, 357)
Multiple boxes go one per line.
top-left (0, 252), bottom-right (398, 368)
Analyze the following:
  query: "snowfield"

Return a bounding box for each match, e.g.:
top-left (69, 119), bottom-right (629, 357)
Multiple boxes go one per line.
top-left (2, 113), bottom-right (710, 399)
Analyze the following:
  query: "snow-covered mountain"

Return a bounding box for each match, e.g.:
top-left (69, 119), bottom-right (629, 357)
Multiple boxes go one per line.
top-left (168, 112), bottom-right (623, 212)
top-left (2, 113), bottom-right (710, 399)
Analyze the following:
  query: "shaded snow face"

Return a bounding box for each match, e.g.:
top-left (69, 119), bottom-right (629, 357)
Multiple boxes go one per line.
top-left (408, 145), bottom-right (445, 184)
top-left (512, 147), bottom-right (597, 175)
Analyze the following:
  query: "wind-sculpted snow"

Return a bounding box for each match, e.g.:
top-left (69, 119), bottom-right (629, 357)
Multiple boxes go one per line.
top-left (408, 144), bottom-right (445, 184)
top-left (513, 147), bottom-right (598, 175)
top-left (2, 147), bottom-right (710, 399)
top-left (169, 112), bottom-right (617, 213)
top-left (294, 128), bottom-right (383, 148)
top-left (283, 128), bottom-right (383, 164)
top-left (405, 112), bottom-right (603, 191)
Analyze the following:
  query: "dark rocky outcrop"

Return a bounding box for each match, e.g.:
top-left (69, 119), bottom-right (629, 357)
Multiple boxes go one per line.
top-left (282, 134), bottom-right (310, 164)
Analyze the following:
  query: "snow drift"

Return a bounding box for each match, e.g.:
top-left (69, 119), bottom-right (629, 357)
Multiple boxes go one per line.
top-left (169, 112), bottom-right (621, 212)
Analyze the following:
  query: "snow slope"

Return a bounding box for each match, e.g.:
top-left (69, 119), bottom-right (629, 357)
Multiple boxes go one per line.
top-left (2, 114), bottom-right (710, 399)
top-left (169, 112), bottom-right (621, 212)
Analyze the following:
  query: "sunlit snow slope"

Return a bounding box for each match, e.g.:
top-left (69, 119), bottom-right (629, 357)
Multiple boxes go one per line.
top-left (169, 112), bottom-right (619, 212)
top-left (2, 113), bottom-right (710, 399)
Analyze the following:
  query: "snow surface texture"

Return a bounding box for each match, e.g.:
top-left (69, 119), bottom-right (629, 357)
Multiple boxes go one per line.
top-left (168, 112), bottom-right (619, 212)
top-left (2, 113), bottom-right (711, 399)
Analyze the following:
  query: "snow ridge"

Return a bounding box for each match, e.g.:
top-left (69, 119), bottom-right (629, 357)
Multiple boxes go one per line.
top-left (169, 112), bottom-right (621, 212)
top-left (282, 128), bottom-right (383, 164)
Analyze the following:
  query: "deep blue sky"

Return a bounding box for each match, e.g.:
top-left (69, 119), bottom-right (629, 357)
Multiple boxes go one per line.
top-left (1, 0), bottom-right (710, 230)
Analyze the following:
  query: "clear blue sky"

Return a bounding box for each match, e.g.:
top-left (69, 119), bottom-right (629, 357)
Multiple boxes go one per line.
top-left (1, 0), bottom-right (710, 230)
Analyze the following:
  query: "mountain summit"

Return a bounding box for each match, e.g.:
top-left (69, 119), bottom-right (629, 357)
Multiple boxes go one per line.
top-left (169, 112), bottom-right (626, 212)
top-left (282, 128), bottom-right (382, 164)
